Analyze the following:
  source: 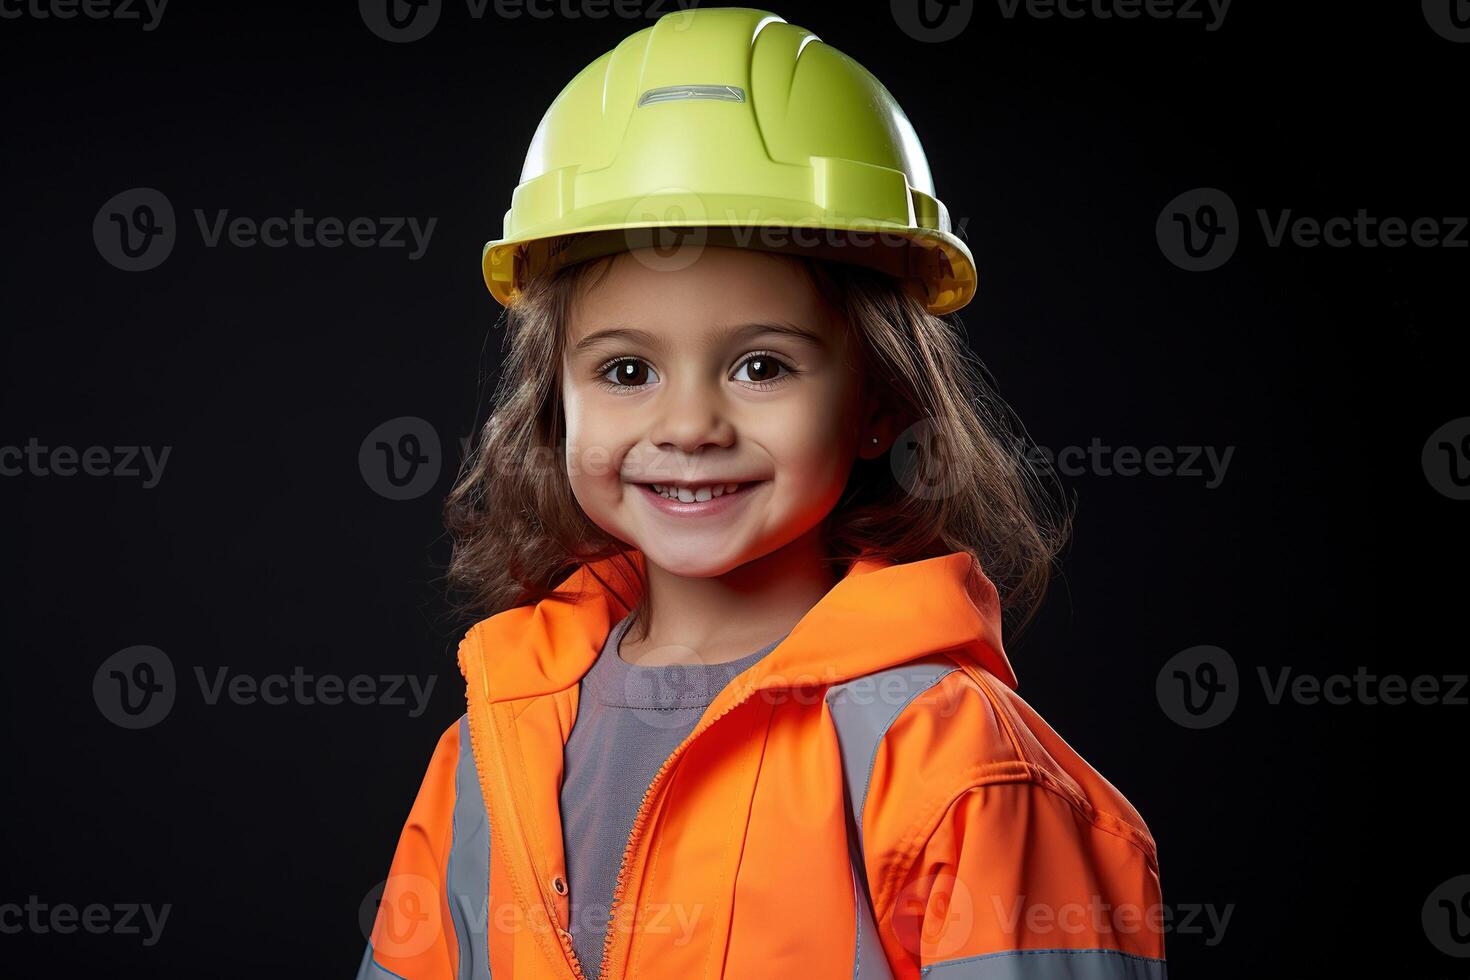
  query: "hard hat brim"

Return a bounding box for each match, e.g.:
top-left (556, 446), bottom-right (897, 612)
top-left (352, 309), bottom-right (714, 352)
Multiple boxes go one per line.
top-left (482, 194), bottom-right (977, 315)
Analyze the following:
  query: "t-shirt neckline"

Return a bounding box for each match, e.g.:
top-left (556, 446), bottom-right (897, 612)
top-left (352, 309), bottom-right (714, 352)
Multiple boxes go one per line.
top-left (582, 611), bottom-right (786, 709)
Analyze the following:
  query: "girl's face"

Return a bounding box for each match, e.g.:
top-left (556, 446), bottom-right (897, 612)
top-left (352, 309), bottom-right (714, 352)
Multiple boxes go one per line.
top-left (561, 245), bottom-right (883, 578)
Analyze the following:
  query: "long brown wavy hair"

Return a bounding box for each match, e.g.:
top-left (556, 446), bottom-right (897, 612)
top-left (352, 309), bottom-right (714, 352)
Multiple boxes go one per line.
top-left (443, 239), bottom-right (1072, 641)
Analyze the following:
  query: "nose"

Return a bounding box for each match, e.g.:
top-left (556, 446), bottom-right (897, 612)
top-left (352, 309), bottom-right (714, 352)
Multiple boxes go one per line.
top-left (646, 376), bottom-right (736, 456)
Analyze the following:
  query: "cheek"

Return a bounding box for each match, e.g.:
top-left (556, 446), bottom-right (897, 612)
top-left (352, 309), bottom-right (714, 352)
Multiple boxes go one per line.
top-left (561, 384), bottom-right (593, 490)
top-left (561, 376), bottom-right (587, 446)
top-left (562, 388), bottom-right (627, 490)
top-left (758, 385), bottom-right (859, 486)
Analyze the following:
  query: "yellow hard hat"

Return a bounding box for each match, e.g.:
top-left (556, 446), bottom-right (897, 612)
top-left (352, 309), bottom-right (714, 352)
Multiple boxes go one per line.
top-left (482, 6), bottom-right (976, 315)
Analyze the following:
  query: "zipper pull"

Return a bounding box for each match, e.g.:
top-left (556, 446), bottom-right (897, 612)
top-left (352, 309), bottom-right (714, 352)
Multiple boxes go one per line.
top-left (553, 918), bottom-right (586, 979)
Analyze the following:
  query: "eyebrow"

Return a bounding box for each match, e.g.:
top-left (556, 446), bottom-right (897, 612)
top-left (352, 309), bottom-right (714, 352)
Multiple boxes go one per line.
top-left (570, 320), bottom-right (828, 356)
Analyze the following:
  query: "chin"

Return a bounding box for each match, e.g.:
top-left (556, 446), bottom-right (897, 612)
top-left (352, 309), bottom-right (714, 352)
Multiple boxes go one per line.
top-left (638, 542), bottom-right (751, 579)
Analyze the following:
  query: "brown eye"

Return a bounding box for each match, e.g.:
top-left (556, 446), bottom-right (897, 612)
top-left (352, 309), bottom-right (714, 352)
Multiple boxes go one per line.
top-left (733, 353), bottom-right (792, 386)
top-left (601, 358), bottom-right (658, 387)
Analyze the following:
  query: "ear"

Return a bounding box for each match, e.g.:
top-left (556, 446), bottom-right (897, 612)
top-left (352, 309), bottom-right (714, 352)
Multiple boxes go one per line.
top-left (856, 392), bottom-right (901, 460)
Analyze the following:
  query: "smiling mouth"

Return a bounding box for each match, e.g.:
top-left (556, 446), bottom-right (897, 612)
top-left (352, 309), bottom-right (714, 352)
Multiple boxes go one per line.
top-left (639, 481), bottom-right (755, 503)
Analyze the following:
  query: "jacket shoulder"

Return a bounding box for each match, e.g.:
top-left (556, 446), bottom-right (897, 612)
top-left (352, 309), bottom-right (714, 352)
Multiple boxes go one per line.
top-left (829, 655), bottom-right (1156, 861)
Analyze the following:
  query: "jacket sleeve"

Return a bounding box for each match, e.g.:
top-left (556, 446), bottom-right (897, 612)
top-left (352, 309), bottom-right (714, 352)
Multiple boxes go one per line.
top-left (356, 718), bottom-right (464, 980)
top-left (879, 777), bottom-right (1167, 978)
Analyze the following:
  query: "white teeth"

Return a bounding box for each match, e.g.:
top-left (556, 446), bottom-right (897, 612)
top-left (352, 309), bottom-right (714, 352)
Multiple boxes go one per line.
top-left (649, 482), bottom-right (743, 501)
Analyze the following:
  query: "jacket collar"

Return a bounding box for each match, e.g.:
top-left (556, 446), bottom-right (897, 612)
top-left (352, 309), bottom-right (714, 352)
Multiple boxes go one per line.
top-left (458, 549), bottom-right (1017, 707)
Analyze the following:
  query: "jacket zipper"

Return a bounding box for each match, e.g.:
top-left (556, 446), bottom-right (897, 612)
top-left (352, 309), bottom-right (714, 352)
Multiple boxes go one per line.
top-left (467, 696), bottom-right (591, 980)
top-left (590, 684), bottom-right (762, 980)
top-left (474, 661), bottom-right (770, 980)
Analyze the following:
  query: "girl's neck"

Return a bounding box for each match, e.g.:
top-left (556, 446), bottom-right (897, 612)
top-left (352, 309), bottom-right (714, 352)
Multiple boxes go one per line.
top-left (619, 526), bottom-right (838, 667)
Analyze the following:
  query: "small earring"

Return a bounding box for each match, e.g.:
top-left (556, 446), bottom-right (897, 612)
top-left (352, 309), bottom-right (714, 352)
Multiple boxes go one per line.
top-left (870, 437), bottom-right (879, 444)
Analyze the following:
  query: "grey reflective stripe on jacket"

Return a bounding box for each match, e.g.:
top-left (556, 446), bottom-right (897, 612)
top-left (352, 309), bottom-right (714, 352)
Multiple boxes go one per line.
top-left (356, 943), bottom-right (406, 979)
top-left (447, 714), bottom-right (492, 980)
top-left (827, 655), bottom-right (961, 980)
top-left (358, 714), bottom-right (492, 980)
top-left (921, 948), bottom-right (1169, 978)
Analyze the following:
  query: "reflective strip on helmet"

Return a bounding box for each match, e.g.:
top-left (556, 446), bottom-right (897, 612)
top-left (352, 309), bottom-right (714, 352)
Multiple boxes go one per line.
top-left (637, 84), bottom-right (747, 106)
top-left (920, 948), bottom-right (1168, 978)
top-left (447, 713), bottom-right (493, 980)
top-left (827, 658), bottom-right (961, 980)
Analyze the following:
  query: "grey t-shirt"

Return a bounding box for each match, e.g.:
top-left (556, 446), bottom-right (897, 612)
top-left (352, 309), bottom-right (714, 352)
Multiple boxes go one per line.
top-left (559, 611), bottom-right (785, 977)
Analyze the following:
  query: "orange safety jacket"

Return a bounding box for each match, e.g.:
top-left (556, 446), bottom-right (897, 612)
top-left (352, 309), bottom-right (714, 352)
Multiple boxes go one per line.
top-left (357, 551), bottom-right (1166, 979)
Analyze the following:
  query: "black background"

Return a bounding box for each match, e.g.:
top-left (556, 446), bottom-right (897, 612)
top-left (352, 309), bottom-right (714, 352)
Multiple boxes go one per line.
top-left (2, 1), bottom-right (1466, 977)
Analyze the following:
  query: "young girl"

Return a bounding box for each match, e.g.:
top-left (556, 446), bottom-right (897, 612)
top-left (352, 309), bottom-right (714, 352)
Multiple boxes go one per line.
top-left (358, 7), bottom-right (1165, 980)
